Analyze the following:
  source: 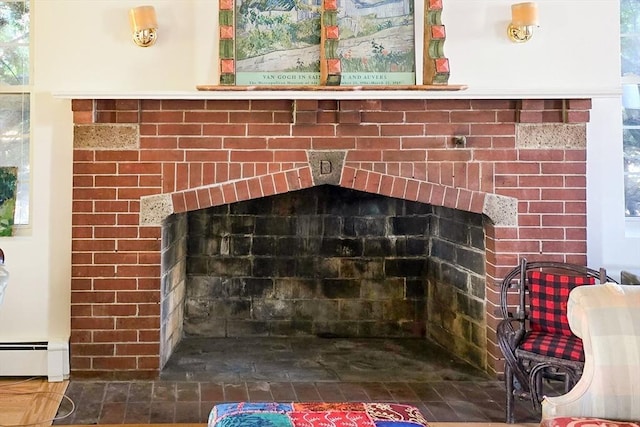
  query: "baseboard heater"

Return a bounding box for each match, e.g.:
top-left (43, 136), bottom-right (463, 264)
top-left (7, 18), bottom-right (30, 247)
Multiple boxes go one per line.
top-left (0, 340), bottom-right (69, 381)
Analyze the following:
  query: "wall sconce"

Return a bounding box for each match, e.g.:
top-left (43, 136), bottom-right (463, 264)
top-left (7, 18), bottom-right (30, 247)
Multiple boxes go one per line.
top-left (508, 2), bottom-right (539, 43)
top-left (129, 5), bottom-right (158, 47)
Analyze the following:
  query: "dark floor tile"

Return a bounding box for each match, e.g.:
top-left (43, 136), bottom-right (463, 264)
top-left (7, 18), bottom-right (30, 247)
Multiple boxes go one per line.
top-left (201, 382), bottom-right (225, 401)
top-left (357, 382), bottom-right (393, 401)
top-left (223, 383), bottom-right (249, 401)
top-left (291, 382), bottom-right (322, 401)
top-left (103, 382), bottom-right (130, 403)
top-left (314, 382), bottom-right (346, 402)
top-left (384, 382), bottom-right (420, 401)
top-left (123, 401), bottom-right (151, 424)
top-left (453, 381), bottom-right (495, 401)
top-left (176, 382), bottom-right (201, 401)
top-left (152, 382), bottom-right (177, 401)
top-left (336, 382), bottom-right (370, 402)
top-left (447, 400), bottom-right (492, 422)
top-left (175, 401), bottom-right (203, 423)
top-left (408, 383), bottom-right (443, 401)
top-left (247, 381), bottom-right (274, 401)
top-left (62, 382), bottom-right (85, 403)
top-left (149, 400), bottom-right (176, 423)
top-left (431, 382), bottom-right (466, 400)
top-left (68, 400), bottom-right (103, 425)
top-left (79, 382), bottom-right (108, 402)
top-left (268, 382), bottom-right (297, 401)
top-left (54, 394), bottom-right (77, 424)
top-left (474, 380), bottom-right (508, 401)
top-left (99, 402), bottom-right (127, 424)
top-left (477, 400), bottom-right (508, 422)
top-left (512, 398), bottom-right (542, 424)
top-left (128, 382), bottom-right (153, 402)
top-left (420, 401), bottom-right (459, 422)
top-left (406, 402), bottom-right (436, 421)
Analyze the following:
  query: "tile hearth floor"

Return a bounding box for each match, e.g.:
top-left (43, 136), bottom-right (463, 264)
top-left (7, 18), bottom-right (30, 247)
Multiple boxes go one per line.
top-left (54, 337), bottom-right (558, 425)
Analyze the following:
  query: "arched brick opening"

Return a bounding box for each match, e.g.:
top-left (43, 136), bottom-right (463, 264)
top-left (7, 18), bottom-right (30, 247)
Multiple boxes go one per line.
top-left (152, 160), bottom-right (512, 372)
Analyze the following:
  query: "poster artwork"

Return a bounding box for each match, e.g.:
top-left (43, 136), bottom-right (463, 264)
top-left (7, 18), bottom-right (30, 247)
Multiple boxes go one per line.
top-left (235, 0), bottom-right (415, 86)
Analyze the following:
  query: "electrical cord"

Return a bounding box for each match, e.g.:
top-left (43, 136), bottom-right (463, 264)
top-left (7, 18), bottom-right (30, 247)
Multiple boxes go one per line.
top-left (0, 377), bottom-right (76, 426)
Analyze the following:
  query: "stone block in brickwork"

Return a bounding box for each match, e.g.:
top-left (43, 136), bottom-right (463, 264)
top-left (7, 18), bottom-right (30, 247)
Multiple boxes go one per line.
top-left (343, 217), bottom-right (387, 237)
top-left (320, 279), bottom-right (361, 299)
top-left (294, 300), bottom-right (340, 322)
top-left (392, 216), bottom-right (430, 236)
top-left (313, 321), bottom-right (359, 337)
top-left (455, 293), bottom-right (485, 322)
top-left (230, 236), bottom-right (252, 255)
top-left (74, 123), bottom-right (138, 149)
top-left (385, 259), bottom-right (428, 277)
top-left (359, 279), bottom-right (405, 300)
top-left (455, 248), bottom-right (485, 276)
top-left (383, 299), bottom-right (421, 322)
top-left (226, 320), bottom-right (270, 337)
top-left (255, 217), bottom-right (298, 235)
top-left (339, 259), bottom-right (384, 279)
top-left (253, 299), bottom-right (294, 320)
top-left (339, 300), bottom-right (383, 321)
top-left (363, 238), bottom-right (393, 257)
top-left (406, 279), bottom-right (427, 298)
top-left (516, 123), bottom-right (586, 149)
top-left (210, 258), bottom-right (253, 276)
top-left (320, 237), bottom-right (364, 257)
top-left (269, 320), bottom-right (314, 336)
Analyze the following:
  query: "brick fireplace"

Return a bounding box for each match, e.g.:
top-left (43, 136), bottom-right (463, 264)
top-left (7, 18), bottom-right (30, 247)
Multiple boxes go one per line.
top-left (70, 96), bottom-right (591, 379)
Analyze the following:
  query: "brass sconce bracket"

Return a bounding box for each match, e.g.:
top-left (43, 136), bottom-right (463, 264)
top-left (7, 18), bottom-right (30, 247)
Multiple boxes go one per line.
top-left (132, 28), bottom-right (158, 47)
top-left (508, 24), bottom-right (534, 43)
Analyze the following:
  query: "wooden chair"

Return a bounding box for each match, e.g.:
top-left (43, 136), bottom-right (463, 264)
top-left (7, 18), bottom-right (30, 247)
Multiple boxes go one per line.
top-left (496, 258), bottom-right (617, 423)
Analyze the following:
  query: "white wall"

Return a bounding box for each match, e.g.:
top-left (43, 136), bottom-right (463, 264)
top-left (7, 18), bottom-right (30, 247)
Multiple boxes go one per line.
top-left (0, 0), bottom-right (631, 350)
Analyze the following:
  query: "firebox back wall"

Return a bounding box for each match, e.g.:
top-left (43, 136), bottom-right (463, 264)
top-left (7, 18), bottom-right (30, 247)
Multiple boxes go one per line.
top-left (184, 186), bottom-right (434, 339)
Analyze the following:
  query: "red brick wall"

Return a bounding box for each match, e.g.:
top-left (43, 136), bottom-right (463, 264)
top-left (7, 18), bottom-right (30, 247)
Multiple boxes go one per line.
top-left (70, 97), bottom-right (591, 379)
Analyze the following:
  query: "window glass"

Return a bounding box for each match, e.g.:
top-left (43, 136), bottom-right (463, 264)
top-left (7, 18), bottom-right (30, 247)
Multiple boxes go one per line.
top-left (0, 1), bottom-right (29, 85)
top-left (0, 94), bottom-right (28, 224)
top-left (0, 0), bottom-right (29, 226)
top-left (621, 0), bottom-right (640, 217)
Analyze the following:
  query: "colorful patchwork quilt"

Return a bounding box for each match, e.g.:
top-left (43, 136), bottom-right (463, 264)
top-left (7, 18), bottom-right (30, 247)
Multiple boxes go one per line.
top-left (208, 402), bottom-right (430, 427)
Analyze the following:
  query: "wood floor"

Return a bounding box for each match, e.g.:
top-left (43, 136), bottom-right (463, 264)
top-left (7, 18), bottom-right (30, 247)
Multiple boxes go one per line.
top-left (0, 377), bottom-right (68, 427)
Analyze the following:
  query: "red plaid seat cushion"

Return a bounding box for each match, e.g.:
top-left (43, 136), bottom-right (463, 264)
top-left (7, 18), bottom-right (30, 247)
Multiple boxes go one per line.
top-left (528, 271), bottom-right (595, 336)
top-left (518, 330), bottom-right (585, 361)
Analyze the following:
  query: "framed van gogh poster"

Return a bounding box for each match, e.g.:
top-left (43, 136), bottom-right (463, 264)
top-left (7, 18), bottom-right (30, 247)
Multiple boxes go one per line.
top-left (218, 0), bottom-right (449, 87)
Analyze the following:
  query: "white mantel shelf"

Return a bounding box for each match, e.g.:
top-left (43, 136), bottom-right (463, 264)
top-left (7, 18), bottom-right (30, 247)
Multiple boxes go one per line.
top-left (53, 86), bottom-right (622, 101)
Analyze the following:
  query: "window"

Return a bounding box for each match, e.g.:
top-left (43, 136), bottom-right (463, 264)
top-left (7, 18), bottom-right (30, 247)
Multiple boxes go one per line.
top-left (621, 0), bottom-right (640, 218)
top-left (0, 0), bottom-right (29, 226)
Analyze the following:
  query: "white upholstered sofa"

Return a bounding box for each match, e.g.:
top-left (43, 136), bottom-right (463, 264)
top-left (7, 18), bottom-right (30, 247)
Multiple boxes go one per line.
top-left (541, 283), bottom-right (640, 423)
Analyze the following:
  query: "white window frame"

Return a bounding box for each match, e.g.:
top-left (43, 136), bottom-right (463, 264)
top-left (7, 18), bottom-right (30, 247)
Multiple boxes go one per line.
top-left (0, 0), bottom-right (31, 230)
